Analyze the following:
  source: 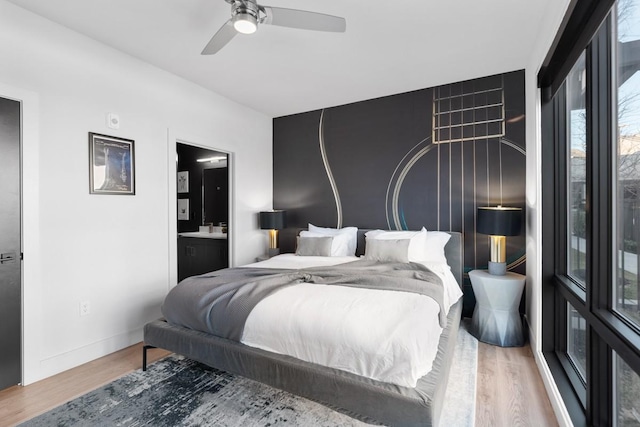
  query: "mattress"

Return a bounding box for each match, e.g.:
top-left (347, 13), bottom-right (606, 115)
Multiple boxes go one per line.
top-left (162, 256), bottom-right (455, 387)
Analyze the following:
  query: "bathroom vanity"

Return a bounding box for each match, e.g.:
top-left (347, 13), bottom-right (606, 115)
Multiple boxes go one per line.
top-left (177, 231), bottom-right (228, 282)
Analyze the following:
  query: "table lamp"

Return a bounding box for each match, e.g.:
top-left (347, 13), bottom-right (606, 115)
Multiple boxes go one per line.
top-left (259, 210), bottom-right (286, 257)
top-left (477, 206), bottom-right (522, 275)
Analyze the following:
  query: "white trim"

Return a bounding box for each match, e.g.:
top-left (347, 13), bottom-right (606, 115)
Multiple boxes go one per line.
top-left (525, 78), bottom-right (574, 427)
top-left (528, 319), bottom-right (575, 427)
top-left (0, 82), bottom-right (42, 385)
top-left (167, 129), bottom-right (236, 290)
top-left (167, 130), bottom-right (178, 290)
top-left (38, 328), bottom-right (143, 380)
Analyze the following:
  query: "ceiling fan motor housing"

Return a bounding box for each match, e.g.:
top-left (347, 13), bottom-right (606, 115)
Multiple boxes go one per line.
top-left (231, 0), bottom-right (261, 34)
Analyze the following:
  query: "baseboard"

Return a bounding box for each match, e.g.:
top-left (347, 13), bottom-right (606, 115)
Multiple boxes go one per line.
top-left (526, 317), bottom-right (574, 427)
top-left (36, 328), bottom-right (143, 382)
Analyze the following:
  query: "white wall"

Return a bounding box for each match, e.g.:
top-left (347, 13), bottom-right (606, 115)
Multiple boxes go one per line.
top-left (0, 0), bottom-right (273, 384)
top-left (524, 0), bottom-right (574, 425)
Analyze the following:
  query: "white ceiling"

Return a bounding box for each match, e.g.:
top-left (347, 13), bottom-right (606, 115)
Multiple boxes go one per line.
top-left (7, 0), bottom-right (564, 118)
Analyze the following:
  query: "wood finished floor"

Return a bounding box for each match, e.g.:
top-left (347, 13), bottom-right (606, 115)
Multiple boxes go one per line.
top-left (0, 341), bottom-right (557, 427)
top-left (476, 341), bottom-right (558, 427)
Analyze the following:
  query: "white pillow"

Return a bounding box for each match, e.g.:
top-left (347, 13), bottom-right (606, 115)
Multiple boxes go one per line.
top-left (308, 224), bottom-right (358, 256)
top-left (300, 230), bottom-right (352, 257)
top-left (365, 228), bottom-right (428, 262)
top-left (423, 231), bottom-right (451, 264)
top-left (364, 238), bottom-right (410, 263)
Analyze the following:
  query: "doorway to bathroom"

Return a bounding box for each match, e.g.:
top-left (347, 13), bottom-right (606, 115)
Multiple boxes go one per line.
top-left (176, 143), bottom-right (229, 281)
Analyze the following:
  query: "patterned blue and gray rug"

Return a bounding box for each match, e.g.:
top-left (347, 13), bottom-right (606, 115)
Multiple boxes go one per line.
top-left (20, 322), bottom-right (477, 427)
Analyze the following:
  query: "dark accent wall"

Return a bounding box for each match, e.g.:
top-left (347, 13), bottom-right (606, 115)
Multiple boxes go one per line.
top-left (273, 70), bottom-right (526, 316)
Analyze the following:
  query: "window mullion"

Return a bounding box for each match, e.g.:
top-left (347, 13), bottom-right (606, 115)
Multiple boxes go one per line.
top-left (589, 330), bottom-right (613, 425)
top-left (586, 15), bottom-right (615, 426)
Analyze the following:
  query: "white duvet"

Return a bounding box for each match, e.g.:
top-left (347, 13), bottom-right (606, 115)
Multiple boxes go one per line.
top-left (240, 254), bottom-right (462, 388)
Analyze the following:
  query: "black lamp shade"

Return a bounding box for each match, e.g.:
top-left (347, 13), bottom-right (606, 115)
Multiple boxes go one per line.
top-left (477, 207), bottom-right (522, 236)
top-left (259, 210), bottom-right (286, 230)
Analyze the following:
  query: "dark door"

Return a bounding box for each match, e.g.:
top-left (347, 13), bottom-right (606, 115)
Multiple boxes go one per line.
top-left (0, 96), bottom-right (21, 390)
top-left (203, 167), bottom-right (228, 226)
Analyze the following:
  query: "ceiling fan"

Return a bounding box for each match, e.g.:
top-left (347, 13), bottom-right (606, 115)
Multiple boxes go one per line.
top-left (202, 0), bottom-right (346, 55)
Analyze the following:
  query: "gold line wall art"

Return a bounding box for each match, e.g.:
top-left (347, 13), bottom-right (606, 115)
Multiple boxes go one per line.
top-left (273, 70), bottom-right (526, 315)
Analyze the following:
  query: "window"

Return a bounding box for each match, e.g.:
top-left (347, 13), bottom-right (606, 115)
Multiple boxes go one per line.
top-left (614, 0), bottom-right (640, 329)
top-left (540, 0), bottom-right (640, 425)
top-left (615, 352), bottom-right (640, 426)
top-left (568, 302), bottom-right (588, 380)
top-left (568, 53), bottom-right (588, 287)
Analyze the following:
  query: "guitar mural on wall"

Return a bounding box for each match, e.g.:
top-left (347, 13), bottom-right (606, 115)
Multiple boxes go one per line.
top-left (384, 74), bottom-right (526, 274)
top-left (273, 70), bottom-right (526, 314)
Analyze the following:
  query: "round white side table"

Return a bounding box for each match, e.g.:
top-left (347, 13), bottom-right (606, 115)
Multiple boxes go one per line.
top-left (469, 269), bottom-right (525, 347)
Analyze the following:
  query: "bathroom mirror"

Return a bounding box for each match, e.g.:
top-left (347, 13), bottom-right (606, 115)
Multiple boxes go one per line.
top-left (202, 162), bottom-right (228, 228)
top-left (176, 144), bottom-right (228, 233)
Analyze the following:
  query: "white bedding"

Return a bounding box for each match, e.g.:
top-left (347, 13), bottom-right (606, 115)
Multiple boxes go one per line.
top-left (242, 253), bottom-right (359, 270)
top-left (243, 254), bottom-right (463, 315)
top-left (239, 254), bottom-right (462, 388)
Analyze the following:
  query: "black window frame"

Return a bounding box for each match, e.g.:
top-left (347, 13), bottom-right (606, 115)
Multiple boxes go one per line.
top-left (540, 1), bottom-right (640, 426)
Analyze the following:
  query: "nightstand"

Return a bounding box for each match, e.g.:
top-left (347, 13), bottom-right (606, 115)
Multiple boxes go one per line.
top-left (469, 269), bottom-right (525, 347)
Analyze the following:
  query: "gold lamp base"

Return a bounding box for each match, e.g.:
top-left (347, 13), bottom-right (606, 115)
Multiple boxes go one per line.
top-left (489, 235), bottom-right (507, 275)
top-left (267, 229), bottom-right (280, 257)
top-left (268, 229), bottom-right (278, 249)
top-left (489, 235), bottom-right (506, 263)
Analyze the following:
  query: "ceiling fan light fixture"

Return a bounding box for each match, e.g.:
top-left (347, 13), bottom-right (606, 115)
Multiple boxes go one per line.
top-left (233, 13), bottom-right (258, 34)
top-left (201, 0), bottom-right (347, 55)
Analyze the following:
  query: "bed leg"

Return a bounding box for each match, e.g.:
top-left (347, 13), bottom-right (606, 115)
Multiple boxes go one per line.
top-left (142, 345), bottom-right (156, 371)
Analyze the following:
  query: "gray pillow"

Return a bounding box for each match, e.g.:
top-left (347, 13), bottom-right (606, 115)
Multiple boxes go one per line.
top-left (364, 238), bottom-right (410, 263)
top-left (296, 236), bottom-right (334, 256)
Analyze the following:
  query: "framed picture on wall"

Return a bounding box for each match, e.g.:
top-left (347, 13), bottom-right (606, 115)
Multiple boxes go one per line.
top-left (88, 132), bottom-right (135, 195)
top-left (177, 171), bottom-right (189, 193)
top-left (178, 199), bottom-right (189, 220)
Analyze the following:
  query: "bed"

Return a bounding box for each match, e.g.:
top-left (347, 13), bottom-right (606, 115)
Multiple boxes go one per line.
top-left (143, 228), bottom-right (463, 426)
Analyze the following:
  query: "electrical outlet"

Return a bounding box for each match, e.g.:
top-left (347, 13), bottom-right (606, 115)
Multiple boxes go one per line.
top-left (79, 301), bottom-right (91, 316)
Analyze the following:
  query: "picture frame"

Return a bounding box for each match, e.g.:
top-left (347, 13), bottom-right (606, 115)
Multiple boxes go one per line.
top-left (178, 199), bottom-right (189, 220)
top-left (89, 132), bottom-right (135, 195)
top-left (177, 171), bottom-right (189, 193)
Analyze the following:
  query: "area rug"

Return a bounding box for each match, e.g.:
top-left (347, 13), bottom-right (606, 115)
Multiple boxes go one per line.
top-left (440, 319), bottom-right (477, 426)
top-left (20, 322), bottom-right (477, 427)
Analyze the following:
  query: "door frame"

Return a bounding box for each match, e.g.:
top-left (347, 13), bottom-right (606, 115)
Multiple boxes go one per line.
top-left (0, 95), bottom-right (22, 391)
top-left (0, 82), bottom-right (42, 386)
top-left (166, 130), bottom-right (234, 290)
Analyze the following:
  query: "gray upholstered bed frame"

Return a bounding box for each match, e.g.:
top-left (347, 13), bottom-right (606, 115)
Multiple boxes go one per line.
top-left (143, 230), bottom-right (463, 426)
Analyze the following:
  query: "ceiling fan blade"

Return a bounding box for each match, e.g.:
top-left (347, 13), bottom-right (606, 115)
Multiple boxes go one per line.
top-left (201, 20), bottom-right (237, 55)
top-left (262, 7), bottom-right (346, 32)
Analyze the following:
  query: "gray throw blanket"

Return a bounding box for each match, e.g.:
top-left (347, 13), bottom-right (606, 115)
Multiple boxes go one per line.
top-left (161, 259), bottom-right (446, 342)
